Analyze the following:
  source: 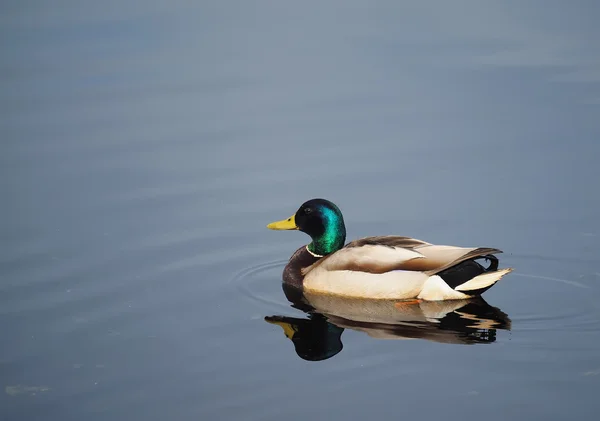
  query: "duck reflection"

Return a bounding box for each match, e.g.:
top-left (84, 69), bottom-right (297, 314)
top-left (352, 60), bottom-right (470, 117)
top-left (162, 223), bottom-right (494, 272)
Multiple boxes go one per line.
top-left (266, 285), bottom-right (510, 361)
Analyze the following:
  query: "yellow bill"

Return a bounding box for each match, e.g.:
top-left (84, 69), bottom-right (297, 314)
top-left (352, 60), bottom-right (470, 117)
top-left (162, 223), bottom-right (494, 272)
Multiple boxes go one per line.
top-left (265, 319), bottom-right (298, 339)
top-left (267, 214), bottom-right (298, 230)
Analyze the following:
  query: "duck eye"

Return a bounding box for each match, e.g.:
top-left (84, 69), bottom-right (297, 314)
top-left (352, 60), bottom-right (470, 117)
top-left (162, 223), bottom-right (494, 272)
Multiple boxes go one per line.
top-left (304, 208), bottom-right (312, 214)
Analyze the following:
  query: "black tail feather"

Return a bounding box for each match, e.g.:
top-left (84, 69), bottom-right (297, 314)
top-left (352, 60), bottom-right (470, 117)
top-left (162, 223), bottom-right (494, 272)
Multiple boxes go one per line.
top-left (438, 254), bottom-right (500, 295)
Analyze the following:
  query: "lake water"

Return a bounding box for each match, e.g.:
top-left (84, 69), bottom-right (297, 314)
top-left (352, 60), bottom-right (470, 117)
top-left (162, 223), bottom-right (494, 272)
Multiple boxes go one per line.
top-left (2, 2), bottom-right (600, 420)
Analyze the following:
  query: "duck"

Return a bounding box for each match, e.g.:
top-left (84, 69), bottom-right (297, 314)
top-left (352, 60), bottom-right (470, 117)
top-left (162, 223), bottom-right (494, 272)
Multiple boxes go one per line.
top-left (267, 198), bottom-right (512, 301)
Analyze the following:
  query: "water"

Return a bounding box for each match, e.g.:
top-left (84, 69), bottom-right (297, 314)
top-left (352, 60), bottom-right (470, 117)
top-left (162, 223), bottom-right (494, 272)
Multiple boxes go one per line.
top-left (2, 2), bottom-right (600, 420)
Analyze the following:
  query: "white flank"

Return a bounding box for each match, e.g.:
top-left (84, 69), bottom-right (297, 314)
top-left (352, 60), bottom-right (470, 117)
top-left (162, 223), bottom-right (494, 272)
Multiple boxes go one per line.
top-left (455, 268), bottom-right (513, 292)
top-left (303, 269), bottom-right (427, 300)
top-left (417, 275), bottom-right (471, 301)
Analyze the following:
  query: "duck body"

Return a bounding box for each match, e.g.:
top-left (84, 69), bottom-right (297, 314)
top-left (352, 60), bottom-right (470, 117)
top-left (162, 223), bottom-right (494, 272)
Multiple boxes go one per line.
top-left (282, 239), bottom-right (511, 301)
top-left (268, 199), bottom-right (512, 301)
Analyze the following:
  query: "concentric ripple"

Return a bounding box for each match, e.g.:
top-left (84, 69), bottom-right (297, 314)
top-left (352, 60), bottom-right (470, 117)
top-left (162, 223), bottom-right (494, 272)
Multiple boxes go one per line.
top-left (230, 259), bottom-right (292, 312)
top-left (506, 271), bottom-right (599, 333)
top-left (232, 255), bottom-right (600, 336)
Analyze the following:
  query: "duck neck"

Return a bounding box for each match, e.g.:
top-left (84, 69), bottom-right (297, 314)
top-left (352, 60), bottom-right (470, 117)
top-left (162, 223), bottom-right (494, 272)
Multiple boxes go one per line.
top-left (307, 224), bottom-right (346, 256)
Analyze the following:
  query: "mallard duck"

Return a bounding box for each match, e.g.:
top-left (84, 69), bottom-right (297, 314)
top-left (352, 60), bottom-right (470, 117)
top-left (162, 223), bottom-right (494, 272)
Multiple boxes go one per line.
top-left (267, 198), bottom-right (512, 301)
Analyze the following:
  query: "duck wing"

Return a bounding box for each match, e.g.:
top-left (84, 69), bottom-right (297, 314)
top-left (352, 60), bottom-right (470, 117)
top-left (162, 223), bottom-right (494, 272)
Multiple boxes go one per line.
top-left (302, 236), bottom-right (426, 276)
top-left (303, 235), bottom-right (502, 276)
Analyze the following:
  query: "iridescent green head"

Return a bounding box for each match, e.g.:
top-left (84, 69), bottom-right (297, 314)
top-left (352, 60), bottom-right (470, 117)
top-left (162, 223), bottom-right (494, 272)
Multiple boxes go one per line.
top-left (267, 198), bottom-right (347, 256)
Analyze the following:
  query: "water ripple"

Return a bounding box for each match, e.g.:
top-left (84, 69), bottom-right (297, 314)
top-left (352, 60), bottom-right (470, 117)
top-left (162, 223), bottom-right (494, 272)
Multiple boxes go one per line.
top-left (230, 259), bottom-right (291, 312)
top-left (507, 272), bottom-right (599, 333)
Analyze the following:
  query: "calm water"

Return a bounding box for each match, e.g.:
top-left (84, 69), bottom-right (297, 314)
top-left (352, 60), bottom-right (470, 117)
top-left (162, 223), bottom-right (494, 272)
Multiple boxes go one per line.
top-left (2, 2), bottom-right (600, 420)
